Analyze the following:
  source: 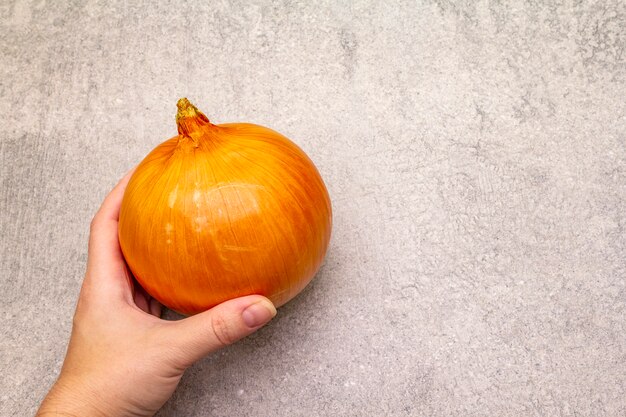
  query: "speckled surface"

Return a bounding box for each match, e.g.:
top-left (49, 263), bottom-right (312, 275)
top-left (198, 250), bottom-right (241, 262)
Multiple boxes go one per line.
top-left (1, 1), bottom-right (625, 416)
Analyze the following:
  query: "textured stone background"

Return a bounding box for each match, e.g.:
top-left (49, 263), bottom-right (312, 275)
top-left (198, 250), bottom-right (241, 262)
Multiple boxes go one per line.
top-left (1, 1), bottom-right (625, 416)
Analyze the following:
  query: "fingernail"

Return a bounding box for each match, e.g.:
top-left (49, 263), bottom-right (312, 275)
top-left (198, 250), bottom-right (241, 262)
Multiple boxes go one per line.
top-left (242, 299), bottom-right (277, 328)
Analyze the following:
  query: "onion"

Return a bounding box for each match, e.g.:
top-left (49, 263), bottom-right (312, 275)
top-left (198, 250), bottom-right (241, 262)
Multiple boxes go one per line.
top-left (118, 99), bottom-right (332, 315)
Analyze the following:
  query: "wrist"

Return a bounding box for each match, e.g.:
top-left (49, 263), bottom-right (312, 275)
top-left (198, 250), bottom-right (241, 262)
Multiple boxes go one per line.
top-left (37, 375), bottom-right (112, 417)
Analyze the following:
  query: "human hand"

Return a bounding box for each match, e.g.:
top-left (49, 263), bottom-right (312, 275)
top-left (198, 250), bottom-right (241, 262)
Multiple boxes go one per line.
top-left (37, 172), bottom-right (277, 417)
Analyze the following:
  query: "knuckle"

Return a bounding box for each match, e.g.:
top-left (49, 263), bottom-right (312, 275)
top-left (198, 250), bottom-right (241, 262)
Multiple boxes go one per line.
top-left (210, 314), bottom-right (235, 347)
top-left (71, 300), bottom-right (92, 334)
top-left (89, 215), bottom-right (100, 233)
top-left (71, 309), bottom-right (82, 328)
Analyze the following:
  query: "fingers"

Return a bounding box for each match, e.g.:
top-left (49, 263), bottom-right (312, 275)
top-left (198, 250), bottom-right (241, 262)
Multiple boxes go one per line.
top-left (131, 279), bottom-right (163, 318)
top-left (95, 169), bottom-right (136, 222)
top-left (164, 296), bottom-right (276, 368)
top-left (88, 170), bottom-right (134, 265)
top-left (84, 170), bottom-right (135, 298)
top-left (133, 283), bottom-right (150, 313)
top-left (149, 298), bottom-right (162, 318)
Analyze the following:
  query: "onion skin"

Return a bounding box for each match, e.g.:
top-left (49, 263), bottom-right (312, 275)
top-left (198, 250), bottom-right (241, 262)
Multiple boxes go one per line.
top-left (118, 99), bottom-right (332, 315)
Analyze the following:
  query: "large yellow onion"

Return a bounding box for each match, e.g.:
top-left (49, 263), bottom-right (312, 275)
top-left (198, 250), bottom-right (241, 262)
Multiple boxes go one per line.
top-left (118, 99), bottom-right (332, 315)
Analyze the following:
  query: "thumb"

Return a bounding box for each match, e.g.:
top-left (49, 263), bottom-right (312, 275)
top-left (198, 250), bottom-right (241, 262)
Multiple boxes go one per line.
top-left (165, 295), bottom-right (276, 368)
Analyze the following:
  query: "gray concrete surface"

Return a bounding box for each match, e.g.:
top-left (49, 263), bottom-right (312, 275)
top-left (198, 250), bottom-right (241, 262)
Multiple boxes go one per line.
top-left (1, 1), bottom-right (625, 416)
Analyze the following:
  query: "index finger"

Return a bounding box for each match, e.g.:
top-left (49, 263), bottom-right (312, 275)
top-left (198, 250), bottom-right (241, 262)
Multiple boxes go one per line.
top-left (88, 169), bottom-right (135, 268)
top-left (94, 168), bottom-right (136, 223)
top-left (82, 169), bottom-right (136, 300)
